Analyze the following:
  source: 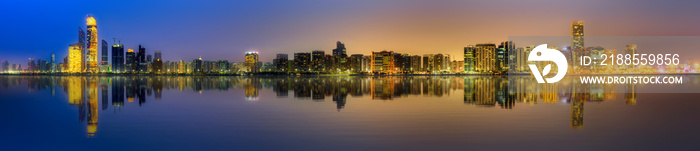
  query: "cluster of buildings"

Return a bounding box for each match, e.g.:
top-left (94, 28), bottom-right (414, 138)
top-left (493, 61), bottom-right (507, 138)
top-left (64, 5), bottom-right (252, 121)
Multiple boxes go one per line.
top-left (4, 18), bottom-right (695, 75)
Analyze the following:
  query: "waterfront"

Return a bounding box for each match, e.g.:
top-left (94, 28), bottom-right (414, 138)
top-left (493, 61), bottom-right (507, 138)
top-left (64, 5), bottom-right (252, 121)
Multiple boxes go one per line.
top-left (1, 75), bottom-right (699, 150)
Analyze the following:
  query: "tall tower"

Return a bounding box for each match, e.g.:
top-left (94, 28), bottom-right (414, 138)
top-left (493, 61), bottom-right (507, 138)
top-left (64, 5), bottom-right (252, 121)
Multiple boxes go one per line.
top-left (78, 27), bottom-right (85, 72)
top-left (101, 39), bottom-right (108, 65)
top-left (86, 15), bottom-right (98, 73)
top-left (571, 20), bottom-right (584, 71)
top-left (112, 43), bottom-right (124, 73)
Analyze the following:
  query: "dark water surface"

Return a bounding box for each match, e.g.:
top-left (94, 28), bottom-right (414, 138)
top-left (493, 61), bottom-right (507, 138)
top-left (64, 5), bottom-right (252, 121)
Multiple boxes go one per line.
top-left (1, 76), bottom-right (699, 150)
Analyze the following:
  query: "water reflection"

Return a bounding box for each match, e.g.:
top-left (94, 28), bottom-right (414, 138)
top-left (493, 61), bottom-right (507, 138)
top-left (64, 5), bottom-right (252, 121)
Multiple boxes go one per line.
top-left (0, 75), bottom-right (639, 136)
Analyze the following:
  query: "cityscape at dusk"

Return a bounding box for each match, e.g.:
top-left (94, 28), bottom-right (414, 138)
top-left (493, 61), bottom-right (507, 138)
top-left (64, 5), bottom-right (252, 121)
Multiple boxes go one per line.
top-left (4, 0), bottom-right (700, 150)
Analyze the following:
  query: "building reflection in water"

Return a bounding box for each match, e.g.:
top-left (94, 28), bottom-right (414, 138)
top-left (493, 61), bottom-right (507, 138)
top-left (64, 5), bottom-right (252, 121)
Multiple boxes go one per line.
top-left (0, 75), bottom-right (638, 136)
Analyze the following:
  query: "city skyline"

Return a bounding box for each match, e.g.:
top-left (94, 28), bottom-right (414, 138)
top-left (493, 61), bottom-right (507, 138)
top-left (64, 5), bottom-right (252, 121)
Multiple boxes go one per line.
top-left (4, 0), bottom-right (700, 64)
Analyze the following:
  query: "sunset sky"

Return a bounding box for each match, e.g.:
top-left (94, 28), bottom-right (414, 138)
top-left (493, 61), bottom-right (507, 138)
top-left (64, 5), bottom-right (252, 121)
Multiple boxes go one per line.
top-left (2, 0), bottom-right (700, 64)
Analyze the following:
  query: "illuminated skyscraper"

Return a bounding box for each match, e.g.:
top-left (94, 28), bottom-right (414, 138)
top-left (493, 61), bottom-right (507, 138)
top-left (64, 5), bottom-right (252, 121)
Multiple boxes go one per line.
top-left (371, 51), bottom-right (395, 74)
top-left (125, 49), bottom-right (135, 73)
top-left (78, 28), bottom-right (85, 72)
top-left (68, 43), bottom-right (83, 73)
top-left (86, 15), bottom-right (98, 73)
top-left (294, 52), bottom-right (311, 72)
top-left (625, 44), bottom-right (637, 70)
top-left (474, 43), bottom-right (496, 73)
top-left (572, 20), bottom-right (584, 71)
top-left (332, 41), bottom-right (347, 58)
top-left (245, 52), bottom-right (259, 73)
top-left (311, 50), bottom-right (325, 72)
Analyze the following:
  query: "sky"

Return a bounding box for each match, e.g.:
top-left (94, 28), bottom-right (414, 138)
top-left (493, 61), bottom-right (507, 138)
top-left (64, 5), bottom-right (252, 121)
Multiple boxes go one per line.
top-left (2, 0), bottom-right (700, 64)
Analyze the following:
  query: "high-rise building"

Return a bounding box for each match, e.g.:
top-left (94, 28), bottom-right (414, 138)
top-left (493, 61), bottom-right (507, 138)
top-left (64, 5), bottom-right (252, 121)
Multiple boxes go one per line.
top-left (245, 52), bottom-right (259, 73)
top-left (625, 44), bottom-right (637, 70)
top-left (294, 52), bottom-right (311, 72)
top-left (154, 51), bottom-right (162, 60)
top-left (51, 53), bottom-right (56, 73)
top-left (474, 43), bottom-right (496, 73)
top-left (434, 54), bottom-right (444, 72)
top-left (112, 43), bottom-right (124, 73)
top-left (332, 41), bottom-right (347, 58)
top-left (464, 46), bottom-right (476, 73)
top-left (274, 54), bottom-right (288, 72)
top-left (349, 54), bottom-right (364, 73)
top-left (572, 20), bottom-right (584, 72)
top-left (411, 55), bottom-right (421, 72)
top-left (311, 50), bottom-right (325, 72)
top-left (423, 54), bottom-right (434, 72)
top-left (86, 15), bottom-right (98, 73)
top-left (68, 43), bottom-right (83, 73)
top-left (101, 39), bottom-right (108, 65)
top-left (137, 45), bottom-right (147, 72)
top-left (497, 41), bottom-right (513, 72)
top-left (78, 27), bottom-right (85, 72)
top-left (371, 51), bottom-right (395, 74)
top-left (125, 49), bottom-right (135, 73)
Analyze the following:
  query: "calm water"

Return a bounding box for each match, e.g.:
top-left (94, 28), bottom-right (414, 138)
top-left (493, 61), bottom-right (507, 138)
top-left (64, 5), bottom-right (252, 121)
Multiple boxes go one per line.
top-left (1, 75), bottom-right (699, 150)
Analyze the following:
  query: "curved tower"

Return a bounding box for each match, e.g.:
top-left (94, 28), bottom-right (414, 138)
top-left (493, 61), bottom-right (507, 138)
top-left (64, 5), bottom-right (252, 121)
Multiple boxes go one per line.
top-left (86, 15), bottom-right (98, 73)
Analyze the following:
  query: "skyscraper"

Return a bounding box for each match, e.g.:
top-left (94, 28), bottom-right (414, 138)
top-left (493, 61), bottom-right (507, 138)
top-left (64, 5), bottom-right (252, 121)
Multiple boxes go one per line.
top-left (68, 43), bottom-right (83, 73)
top-left (86, 15), bottom-right (98, 73)
top-left (137, 45), bottom-right (146, 72)
top-left (311, 50), bottom-right (325, 72)
top-left (572, 20), bottom-right (584, 71)
top-left (294, 52), bottom-right (311, 72)
top-left (112, 43), bottom-right (124, 73)
top-left (371, 51), bottom-right (395, 74)
top-left (274, 54), bottom-right (289, 72)
top-left (101, 39), bottom-right (108, 65)
top-left (78, 27), bottom-right (85, 72)
top-left (332, 41), bottom-right (347, 58)
top-left (125, 49), bottom-right (135, 73)
top-left (154, 51), bottom-right (162, 60)
top-left (51, 53), bottom-right (56, 73)
top-left (245, 52), bottom-right (259, 73)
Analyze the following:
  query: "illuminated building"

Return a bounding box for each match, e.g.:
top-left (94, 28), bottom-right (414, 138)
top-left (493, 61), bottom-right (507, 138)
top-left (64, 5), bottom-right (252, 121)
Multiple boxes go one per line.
top-left (294, 52), bottom-right (311, 72)
top-left (274, 54), bottom-right (288, 72)
top-left (245, 52), bottom-right (259, 73)
top-left (111, 43), bottom-right (124, 73)
top-left (137, 45), bottom-right (147, 72)
top-left (178, 60), bottom-right (186, 73)
top-left (68, 43), bottom-right (83, 73)
top-left (497, 41), bottom-right (513, 72)
top-left (125, 49), bottom-right (135, 73)
top-left (434, 54), bottom-right (444, 72)
top-left (153, 51), bottom-right (163, 73)
top-left (332, 41), bottom-right (347, 58)
top-left (332, 41), bottom-right (348, 70)
top-left (572, 20), bottom-right (584, 72)
top-left (370, 51), bottom-right (394, 74)
top-left (464, 46), bottom-right (475, 72)
top-left (423, 54), bottom-right (434, 72)
top-left (349, 54), bottom-right (364, 73)
top-left (78, 27), bottom-right (85, 72)
top-left (474, 43), bottom-right (496, 73)
top-left (625, 44), bottom-right (637, 70)
top-left (311, 50), bottom-right (325, 72)
top-left (410, 55), bottom-right (421, 72)
top-left (86, 15), bottom-right (98, 73)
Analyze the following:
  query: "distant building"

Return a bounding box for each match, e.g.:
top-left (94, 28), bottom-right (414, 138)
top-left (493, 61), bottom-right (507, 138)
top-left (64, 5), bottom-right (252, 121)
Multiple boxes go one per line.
top-left (125, 49), bottom-right (135, 73)
top-left (311, 50), bottom-right (325, 72)
top-left (572, 20), bottom-right (584, 71)
top-left (245, 52), bottom-right (259, 73)
top-left (112, 43), bottom-right (124, 73)
top-left (294, 52), bottom-right (311, 72)
top-left (274, 54), bottom-right (288, 72)
top-left (473, 43), bottom-right (496, 73)
top-left (101, 39), bottom-right (108, 65)
top-left (371, 51), bottom-right (394, 74)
